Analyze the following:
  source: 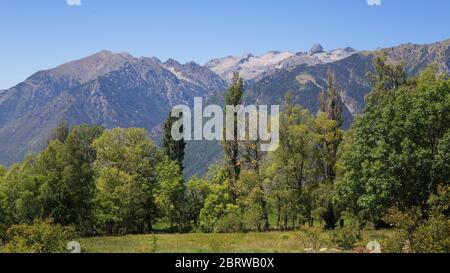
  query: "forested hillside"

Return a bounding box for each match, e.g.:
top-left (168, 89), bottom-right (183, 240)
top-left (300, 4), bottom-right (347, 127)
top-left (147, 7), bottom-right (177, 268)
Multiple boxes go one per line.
top-left (0, 40), bottom-right (449, 178)
top-left (1, 57), bottom-right (449, 253)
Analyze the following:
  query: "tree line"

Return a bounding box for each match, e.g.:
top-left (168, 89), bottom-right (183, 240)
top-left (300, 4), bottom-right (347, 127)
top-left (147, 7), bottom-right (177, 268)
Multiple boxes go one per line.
top-left (0, 56), bottom-right (449, 243)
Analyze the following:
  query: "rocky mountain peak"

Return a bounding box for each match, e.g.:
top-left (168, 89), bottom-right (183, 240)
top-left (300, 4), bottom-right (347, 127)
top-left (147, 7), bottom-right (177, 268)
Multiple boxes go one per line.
top-left (164, 58), bottom-right (181, 67)
top-left (29, 50), bottom-right (136, 84)
top-left (343, 47), bottom-right (357, 53)
top-left (309, 44), bottom-right (325, 55)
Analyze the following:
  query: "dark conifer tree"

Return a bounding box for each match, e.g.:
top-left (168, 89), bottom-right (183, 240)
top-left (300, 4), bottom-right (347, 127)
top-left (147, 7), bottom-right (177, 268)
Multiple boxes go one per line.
top-left (162, 112), bottom-right (186, 170)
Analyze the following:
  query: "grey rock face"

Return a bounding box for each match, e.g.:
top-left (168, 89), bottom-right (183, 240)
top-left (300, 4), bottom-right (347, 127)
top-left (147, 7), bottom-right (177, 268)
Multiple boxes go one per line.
top-left (309, 43), bottom-right (325, 55)
top-left (0, 51), bottom-right (226, 167)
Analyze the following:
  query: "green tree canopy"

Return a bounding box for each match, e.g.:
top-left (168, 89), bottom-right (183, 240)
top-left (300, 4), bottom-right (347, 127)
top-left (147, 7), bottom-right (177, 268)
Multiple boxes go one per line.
top-left (336, 69), bottom-right (450, 223)
top-left (155, 158), bottom-right (186, 230)
top-left (93, 128), bottom-right (161, 234)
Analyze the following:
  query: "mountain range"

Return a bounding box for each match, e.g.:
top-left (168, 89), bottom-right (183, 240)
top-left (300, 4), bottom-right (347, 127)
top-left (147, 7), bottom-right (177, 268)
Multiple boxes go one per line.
top-left (206, 44), bottom-right (357, 83)
top-left (0, 39), bottom-right (449, 177)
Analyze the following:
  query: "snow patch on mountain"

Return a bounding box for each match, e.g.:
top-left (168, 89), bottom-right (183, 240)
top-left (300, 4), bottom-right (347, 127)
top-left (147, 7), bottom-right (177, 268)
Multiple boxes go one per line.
top-left (206, 45), bottom-right (358, 82)
top-left (163, 65), bottom-right (194, 84)
top-left (206, 51), bottom-right (295, 82)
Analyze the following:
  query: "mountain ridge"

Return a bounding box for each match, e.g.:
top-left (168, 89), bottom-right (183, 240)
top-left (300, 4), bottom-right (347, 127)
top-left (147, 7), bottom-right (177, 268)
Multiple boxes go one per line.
top-left (0, 51), bottom-right (227, 168)
top-left (205, 44), bottom-right (359, 83)
top-left (0, 39), bottom-right (449, 177)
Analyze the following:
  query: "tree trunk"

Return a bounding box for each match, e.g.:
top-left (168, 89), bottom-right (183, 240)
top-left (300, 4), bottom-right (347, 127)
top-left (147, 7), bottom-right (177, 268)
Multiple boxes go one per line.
top-left (147, 216), bottom-right (153, 232)
top-left (284, 212), bottom-right (288, 231)
top-left (261, 197), bottom-right (270, 232)
top-left (277, 201), bottom-right (281, 230)
top-left (324, 202), bottom-right (336, 230)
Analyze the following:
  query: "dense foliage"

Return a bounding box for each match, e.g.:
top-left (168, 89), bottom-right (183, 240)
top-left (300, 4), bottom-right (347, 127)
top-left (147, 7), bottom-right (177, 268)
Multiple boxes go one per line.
top-left (335, 67), bottom-right (450, 224)
top-left (383, 185), bottom-right (450, 253)
top-left (3, 219), bottom-right (76, 253)
top-left (0, 61), bottom-right (448, 253)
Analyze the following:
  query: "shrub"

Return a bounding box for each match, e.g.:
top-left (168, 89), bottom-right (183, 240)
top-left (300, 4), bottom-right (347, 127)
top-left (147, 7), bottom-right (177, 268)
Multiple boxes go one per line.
top-left (384, 185), bottom-right (450, 253)
top-left (411, 216), bottom-right (450, 253)
top-left (410, 185), bottom-right (450, 253)
top-left (3, 219), bottom-right (77, 253)
top-left (379, 231), bottom-right (407, 253)
top-left (332, 223), bottom-right (361, 250)
top-left (298, 226), bottom-right (324, 251)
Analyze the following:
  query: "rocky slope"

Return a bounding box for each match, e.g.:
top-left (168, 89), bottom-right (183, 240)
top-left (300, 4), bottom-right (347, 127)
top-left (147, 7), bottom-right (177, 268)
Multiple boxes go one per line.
top-left (0, 39), bottom-right (449, 177)
top-left (205, 44), bottom-right (357, 83)
top-left (0, 51), bottom-right (227, 167)
top-left (247, 39), bottom-right (450, 120)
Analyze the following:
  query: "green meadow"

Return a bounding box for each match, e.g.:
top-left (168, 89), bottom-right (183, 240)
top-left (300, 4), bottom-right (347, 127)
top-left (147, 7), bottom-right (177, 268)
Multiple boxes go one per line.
top-left (78, 228), bottom-right (397, 253)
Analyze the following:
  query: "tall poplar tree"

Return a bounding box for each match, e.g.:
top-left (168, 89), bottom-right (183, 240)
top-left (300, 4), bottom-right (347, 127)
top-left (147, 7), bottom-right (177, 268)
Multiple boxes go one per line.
top-left (317, 74), bottom-right (344, 229)
top-left (162, 112), bottom-right (186, 170)
top-left (222, 72), bottom-right (244, 200)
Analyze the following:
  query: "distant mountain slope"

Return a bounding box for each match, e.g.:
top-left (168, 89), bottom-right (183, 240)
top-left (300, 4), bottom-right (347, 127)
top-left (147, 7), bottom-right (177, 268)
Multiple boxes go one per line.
top-left (205, 44), bottom-right (357, 83)
top-left (0, 51), bottom-right (227, 167)
top-left (380, 39), bottom-right (450, 75)
top-left (0, 39), bottom-right (449, 178)
top-left (205, 51), bottom-right (296, 82)
top-left (247, 52), bottom-right (374, 124)
top-left (249, 40), bottom-right (450, 121)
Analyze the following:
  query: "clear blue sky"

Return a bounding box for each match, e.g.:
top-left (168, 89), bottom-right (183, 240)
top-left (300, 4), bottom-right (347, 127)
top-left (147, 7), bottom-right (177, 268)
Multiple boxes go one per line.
top-left (0, 0), bottom-right (449, 89)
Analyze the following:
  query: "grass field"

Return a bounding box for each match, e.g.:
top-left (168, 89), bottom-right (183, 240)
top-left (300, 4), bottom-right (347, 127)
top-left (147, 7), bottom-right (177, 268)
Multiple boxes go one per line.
top-left (78, 228), bottom-right (396, 253)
